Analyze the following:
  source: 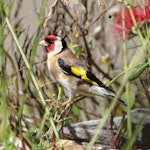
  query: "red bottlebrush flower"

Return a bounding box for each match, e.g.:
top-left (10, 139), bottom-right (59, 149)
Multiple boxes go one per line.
top-left (111, 2), bottom-right (150, 40)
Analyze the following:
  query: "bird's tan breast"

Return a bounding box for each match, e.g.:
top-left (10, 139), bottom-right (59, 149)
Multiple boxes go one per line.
top-left (47, 54), bottom-right (63, 79)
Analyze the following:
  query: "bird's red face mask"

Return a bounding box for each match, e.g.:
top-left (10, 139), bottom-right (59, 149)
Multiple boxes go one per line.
top-left (39, 35), bottom-right (57, 53)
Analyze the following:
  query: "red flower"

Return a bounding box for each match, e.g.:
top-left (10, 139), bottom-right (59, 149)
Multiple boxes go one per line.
top-left (111, 2), bottom-right (150, 40)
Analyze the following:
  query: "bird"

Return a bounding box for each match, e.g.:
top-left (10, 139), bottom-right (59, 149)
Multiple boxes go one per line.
top-left (39, 35), bottom-right (126, 106)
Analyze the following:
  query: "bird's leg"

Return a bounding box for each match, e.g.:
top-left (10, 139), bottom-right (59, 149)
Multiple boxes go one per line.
top-left (63, 91), bottom-right (75, 107)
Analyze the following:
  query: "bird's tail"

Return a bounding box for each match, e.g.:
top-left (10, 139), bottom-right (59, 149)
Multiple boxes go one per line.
top-left (88, 85), bottom-right (127, 106)
top-left (108, 95), bottom-right (127, 106)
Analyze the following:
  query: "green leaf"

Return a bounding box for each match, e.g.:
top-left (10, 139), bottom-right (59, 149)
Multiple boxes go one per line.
top-left (121, 118), bottom-right (144, 150)
top-left (69, 44), bottom-right (81, 49)
top-left (75, 45), bottom-right (82, 58)
top-left (129, 62), bottom-right (149, 81)
top-left (69, 43), bottom-right (82, 58)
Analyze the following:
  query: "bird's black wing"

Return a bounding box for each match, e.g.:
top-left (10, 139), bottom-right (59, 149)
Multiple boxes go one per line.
top-left (57, 58), bottom-right (114, 92)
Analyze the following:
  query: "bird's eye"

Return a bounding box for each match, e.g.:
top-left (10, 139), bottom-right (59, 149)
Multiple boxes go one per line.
top-left (45, 38), bottom-right (55, 43)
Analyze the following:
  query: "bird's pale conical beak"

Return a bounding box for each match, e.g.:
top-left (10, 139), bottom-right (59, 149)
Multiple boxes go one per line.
top-left (39, 40), bottom-right (49, 46)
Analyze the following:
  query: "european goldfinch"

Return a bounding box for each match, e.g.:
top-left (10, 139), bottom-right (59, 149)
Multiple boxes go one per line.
top-left (39, 35), bottom-right (126, 105)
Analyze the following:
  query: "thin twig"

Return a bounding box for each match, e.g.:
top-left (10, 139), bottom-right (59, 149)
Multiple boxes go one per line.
top-left (86, 6), bottom-right (107, 29)
top-left (56, 96), bottom-right (85, 122)
top-left (9, 60), bottom-right (46, 77)
top-left (85, 1), bottom-right (117, 29)
top-left (44, 0), bottom-right (58, 27)
top-left (58, 0), bottom-right (77, 23)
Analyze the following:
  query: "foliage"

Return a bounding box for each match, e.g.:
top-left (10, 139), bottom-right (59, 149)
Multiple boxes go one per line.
top-left (0, 0), bottom-right (150, 149)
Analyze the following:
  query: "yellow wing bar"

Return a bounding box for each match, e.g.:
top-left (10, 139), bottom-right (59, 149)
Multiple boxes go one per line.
top-left (71, 67), bottom-right (98, 86)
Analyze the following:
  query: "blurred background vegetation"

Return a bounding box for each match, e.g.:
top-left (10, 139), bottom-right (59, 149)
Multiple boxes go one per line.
top-left (0, 0), bottom-right (150, 149)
